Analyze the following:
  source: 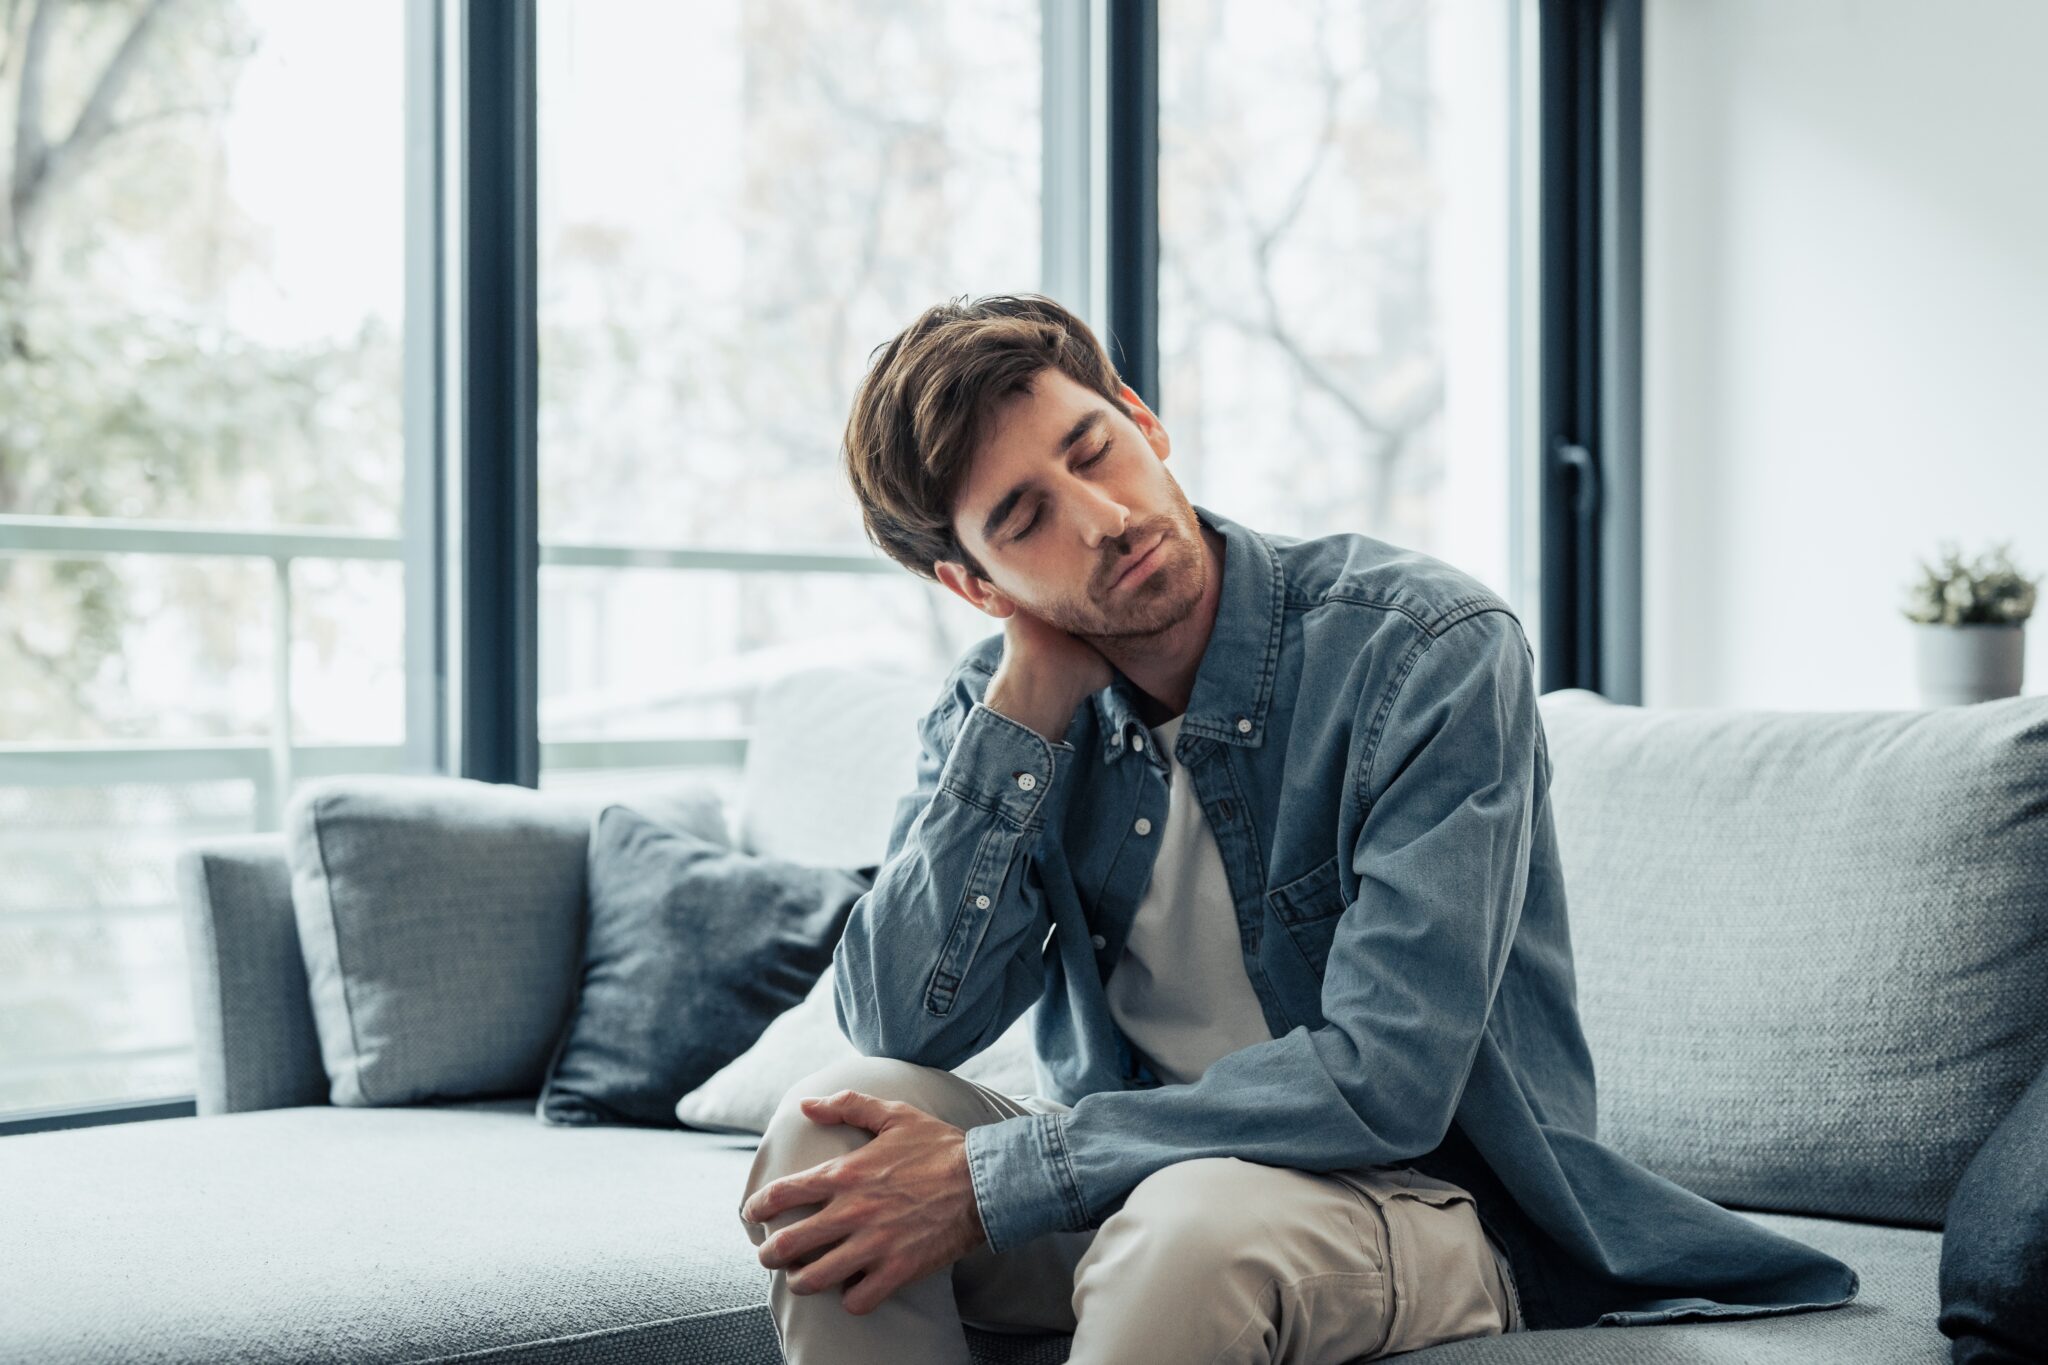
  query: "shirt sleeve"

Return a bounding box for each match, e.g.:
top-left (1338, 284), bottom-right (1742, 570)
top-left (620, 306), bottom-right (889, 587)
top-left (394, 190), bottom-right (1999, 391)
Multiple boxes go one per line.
top-left (833, 664), bottom-right (1078, 1070)
top-left (962, 607), bottom-right (1546, 1253)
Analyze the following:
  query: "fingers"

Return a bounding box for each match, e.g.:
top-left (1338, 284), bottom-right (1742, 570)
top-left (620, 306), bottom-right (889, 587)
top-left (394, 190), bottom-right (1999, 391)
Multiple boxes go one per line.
top-left (742, 1092), bottom-right (905, 1223)
top-left (784, 1236), bottom-right (874, 1298)
top-left (840, 1260), bottom-right (908, 1316)
top-left (756, 1208), bottom-right (851, 1271)
top-left (798, 1089), bottom-right (899, 1133)
top-left (742, 1164), bottom-right (837, 1224)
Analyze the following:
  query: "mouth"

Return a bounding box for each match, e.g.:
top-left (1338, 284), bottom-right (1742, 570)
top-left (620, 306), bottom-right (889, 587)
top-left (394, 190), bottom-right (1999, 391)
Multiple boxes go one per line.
top-left (1108, 531), bottom-right (1168, 591)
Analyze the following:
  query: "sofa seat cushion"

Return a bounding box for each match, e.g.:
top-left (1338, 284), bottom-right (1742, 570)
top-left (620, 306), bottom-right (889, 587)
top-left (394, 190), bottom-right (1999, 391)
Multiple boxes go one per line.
top-left (3, 1103), bottom-right (1946, 1363)
top-left (0, 1099), bottom-right (1068, 1365)
top-left (1406, 1209), bottom-right (1948, 1362)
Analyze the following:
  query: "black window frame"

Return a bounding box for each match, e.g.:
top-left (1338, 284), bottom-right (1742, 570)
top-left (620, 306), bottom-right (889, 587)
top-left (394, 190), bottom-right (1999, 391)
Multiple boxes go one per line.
top-left (1539, 0), bottom-right (1642, 698)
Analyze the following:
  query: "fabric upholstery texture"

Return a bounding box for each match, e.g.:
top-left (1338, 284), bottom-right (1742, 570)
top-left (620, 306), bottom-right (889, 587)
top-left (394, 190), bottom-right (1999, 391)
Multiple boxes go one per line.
top-left (1938, 1053), bottom-right (2048, 1363)
top-left (538, 806), bottom-right (870, 1127)
top-left (735, 665), bottom-right (942, 869)
top-left (283, 774), bottom-right (726, 1108)
top-left (1538, 689), bottom-right (2048, 1228)
top-left (134, 676), bottom-right (2047, 1361)
top-left (175, 832), bottom-right (328, 1116)
top-left (0, 1100), bottom-right (1947, 1364)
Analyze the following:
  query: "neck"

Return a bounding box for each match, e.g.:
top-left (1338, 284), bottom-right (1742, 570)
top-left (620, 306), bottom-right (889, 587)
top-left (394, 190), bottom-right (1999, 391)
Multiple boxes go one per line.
top-left (1087, 520), bottom-right (1227, 724)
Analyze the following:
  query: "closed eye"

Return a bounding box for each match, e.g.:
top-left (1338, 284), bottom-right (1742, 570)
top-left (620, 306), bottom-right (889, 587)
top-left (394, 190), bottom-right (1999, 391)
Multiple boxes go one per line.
top-left (1013, 438), bottom-right (1112, 542)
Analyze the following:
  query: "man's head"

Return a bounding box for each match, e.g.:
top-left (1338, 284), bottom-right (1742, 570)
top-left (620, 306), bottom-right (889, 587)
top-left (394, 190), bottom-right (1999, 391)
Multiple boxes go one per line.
top-left (842, 293), bottom-right (1208, 641)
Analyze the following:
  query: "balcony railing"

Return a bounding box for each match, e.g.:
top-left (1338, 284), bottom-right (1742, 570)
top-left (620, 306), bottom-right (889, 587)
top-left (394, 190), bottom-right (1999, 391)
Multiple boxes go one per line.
top-left (0, 511), bottom-right (902, 827)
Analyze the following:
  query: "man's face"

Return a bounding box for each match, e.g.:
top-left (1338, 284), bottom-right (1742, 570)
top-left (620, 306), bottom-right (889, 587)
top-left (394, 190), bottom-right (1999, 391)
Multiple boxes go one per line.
top-left (941, 367), bottom-right (1207, 640)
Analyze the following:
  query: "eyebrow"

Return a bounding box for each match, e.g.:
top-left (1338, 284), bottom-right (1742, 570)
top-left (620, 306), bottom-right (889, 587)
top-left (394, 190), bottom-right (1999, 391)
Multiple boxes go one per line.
top-left (979, 408), bottom-right (1110, 544)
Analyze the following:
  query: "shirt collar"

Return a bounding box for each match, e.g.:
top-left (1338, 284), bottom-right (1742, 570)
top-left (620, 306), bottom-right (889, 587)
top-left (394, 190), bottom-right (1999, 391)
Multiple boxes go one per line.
top-left (1089, 502), bottom-right (1284, 764)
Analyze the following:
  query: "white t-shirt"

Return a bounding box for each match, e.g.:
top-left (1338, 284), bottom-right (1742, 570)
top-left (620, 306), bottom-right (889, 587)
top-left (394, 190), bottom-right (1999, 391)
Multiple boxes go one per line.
top-left (1103, 712), bottom-right (1276, 1085)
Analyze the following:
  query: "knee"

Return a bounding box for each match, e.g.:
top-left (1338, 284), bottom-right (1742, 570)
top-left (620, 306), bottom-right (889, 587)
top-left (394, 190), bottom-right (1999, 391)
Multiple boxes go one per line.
top-left (771, 1054), bottom-right (954, 1127)
top-left (751, 1055), bottom-right (953, 1180)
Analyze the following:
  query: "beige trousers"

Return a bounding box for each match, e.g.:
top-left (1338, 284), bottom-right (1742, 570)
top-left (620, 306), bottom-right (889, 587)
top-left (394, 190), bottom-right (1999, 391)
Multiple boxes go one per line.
top-left (738, 1055), bottom-right (1523, 1365)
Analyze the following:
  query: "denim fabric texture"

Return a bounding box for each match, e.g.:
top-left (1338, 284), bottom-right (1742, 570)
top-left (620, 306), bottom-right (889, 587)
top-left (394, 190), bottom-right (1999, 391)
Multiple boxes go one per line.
top-left (831, 503), bottom-right (1862, 1332)
top-left (539, 805), bottom-right (871, 1127)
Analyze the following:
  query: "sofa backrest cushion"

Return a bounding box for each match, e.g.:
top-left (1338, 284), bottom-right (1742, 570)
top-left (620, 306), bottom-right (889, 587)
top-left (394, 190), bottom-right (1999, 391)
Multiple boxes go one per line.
top-left (284, 774), bottom-right (727, 1107)
top-left (737, 665), bottom-right (949, 868)
top-left (1538, 688), bottom-right (2048, 1228)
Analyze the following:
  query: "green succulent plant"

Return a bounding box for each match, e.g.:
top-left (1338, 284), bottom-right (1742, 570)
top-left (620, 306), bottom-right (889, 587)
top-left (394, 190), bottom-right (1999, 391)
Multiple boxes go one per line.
top-left (1901, 540), bottom-right (2039, 626)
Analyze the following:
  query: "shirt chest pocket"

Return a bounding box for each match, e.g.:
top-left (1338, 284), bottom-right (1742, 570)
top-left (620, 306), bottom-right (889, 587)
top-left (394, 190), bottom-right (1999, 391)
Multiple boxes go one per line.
top-left (1265, 852), bottom-right (1347, 977)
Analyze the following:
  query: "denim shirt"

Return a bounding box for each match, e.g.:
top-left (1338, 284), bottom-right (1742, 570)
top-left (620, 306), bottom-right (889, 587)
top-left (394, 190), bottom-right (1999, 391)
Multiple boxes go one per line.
top-left (832, 503), bottom-right (1860, 1332)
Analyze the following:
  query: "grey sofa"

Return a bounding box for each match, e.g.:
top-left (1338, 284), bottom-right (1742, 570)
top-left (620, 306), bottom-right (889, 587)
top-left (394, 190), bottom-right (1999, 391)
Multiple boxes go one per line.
top-left (5, 670), bottom-right (2045, 1365)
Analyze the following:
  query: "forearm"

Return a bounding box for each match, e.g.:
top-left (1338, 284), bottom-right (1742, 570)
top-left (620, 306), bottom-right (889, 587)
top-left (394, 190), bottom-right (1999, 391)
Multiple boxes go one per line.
top-left (834, 699), bottom-right (1073, 1067)
top-left (964, 1008), bottom-right (1491, 1252)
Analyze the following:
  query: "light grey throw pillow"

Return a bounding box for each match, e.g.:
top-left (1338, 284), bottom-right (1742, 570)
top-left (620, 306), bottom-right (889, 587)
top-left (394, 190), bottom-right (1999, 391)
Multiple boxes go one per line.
top-left (676, 965), bottom-right (1042, 1135)
top-left (1540, 690), bottom-right (2048, 1227)
top-left (284, 774), bottom-right (727, 1107)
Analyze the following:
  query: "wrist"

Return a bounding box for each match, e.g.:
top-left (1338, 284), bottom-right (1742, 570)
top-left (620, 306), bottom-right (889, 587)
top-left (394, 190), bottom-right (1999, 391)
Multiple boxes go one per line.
top-left (952, 1131), bottom-right (990, 1250)
top-left (984, 667), bottom-right (1085, 745)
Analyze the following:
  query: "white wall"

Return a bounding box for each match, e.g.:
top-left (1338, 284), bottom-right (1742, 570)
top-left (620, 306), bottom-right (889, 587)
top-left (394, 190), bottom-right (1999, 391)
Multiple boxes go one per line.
top-left (1643, 0), bottom-right (2048, 708)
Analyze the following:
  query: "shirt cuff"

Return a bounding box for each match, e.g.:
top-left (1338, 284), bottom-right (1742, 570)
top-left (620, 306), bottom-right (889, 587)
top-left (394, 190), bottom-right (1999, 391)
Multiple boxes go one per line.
top-left (937, 701), bottom-right (1076, 829)
top-left (963, 1112), bottom-right (1089, 1253)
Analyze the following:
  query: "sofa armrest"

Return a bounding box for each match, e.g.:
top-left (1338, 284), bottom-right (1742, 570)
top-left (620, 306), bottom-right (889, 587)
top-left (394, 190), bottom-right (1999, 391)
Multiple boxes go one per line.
top-left (175, 834), bottom-right (329, 1115)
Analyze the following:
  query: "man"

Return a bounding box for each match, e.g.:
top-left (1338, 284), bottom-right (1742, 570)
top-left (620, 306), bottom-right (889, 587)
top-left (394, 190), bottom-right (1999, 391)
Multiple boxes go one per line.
top-left (737, 293), bottom-right (1859, 1363)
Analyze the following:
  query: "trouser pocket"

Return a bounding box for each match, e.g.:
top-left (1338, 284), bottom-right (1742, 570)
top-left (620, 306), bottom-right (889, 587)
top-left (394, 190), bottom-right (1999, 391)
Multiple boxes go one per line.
top-left (1331, 1165), bottom-right (1519, 1357)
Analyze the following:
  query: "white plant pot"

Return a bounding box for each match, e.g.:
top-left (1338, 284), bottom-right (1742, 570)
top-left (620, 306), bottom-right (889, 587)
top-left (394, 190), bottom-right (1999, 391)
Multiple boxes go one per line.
top-left (1913, 621), bottom-right (2026, 705)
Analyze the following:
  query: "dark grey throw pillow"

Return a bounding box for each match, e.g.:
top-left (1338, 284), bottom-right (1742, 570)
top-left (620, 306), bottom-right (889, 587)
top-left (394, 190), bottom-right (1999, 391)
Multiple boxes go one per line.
top-left (536, 804), bottom-right (872, 1127)
top-left (1939, 1056), bottom-right (2048, 1364)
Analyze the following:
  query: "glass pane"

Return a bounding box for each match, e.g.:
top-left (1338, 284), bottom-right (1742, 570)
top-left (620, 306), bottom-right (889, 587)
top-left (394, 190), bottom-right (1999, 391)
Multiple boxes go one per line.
top-left (536, 0), bottom-right (1043, 551)
top-left (0, 1), bottom-right (409, 1118)
top-left (0, 780), bottom-right (257, 1114)
top-left (289, 557), bottom-right (405, 745)
top-left (0, 555), bottom-right (274, 742)
top-left (0, 1), bottom-right (405, 532)
top-left (537, 0), bottom-right (1040, 777)
top-left (1158, 0), bottom-right (1518, 603)
top-left (539, 565), bottom-right (989, 740)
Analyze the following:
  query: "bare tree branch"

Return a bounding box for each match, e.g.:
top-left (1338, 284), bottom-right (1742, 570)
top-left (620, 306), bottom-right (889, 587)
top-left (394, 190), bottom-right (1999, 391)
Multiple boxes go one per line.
top-left (12, 0), bottom-right (178, 265)
top-left (10, 0), bottom-right (59, 229)
top-left (1168, 0), bottom-right (1447, 533)
top-left (62, 0), bottom-right (176, 154)
top-left (0, 0), bottom-right (30, 84)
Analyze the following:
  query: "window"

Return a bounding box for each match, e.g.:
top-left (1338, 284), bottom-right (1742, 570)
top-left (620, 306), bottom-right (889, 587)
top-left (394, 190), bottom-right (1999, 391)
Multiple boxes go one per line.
top-left (0, 1), bottom-right (409, 1118)
top-left (1158, 0), bottom-right (1520, 601)
top-left (6, 0), bottom-right (1549, 1129)
top-left (533, 0), bottom-right (1042, 797)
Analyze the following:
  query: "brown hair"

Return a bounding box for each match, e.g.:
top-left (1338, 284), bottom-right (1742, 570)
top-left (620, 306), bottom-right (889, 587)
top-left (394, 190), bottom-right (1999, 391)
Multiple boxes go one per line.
top-left (842, 292), bottom-right (1133, 582)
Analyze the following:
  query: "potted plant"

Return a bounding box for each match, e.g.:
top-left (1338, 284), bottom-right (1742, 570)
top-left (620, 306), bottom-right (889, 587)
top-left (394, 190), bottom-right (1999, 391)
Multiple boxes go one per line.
top-left (1901, 540), bottom-right (2039, 705)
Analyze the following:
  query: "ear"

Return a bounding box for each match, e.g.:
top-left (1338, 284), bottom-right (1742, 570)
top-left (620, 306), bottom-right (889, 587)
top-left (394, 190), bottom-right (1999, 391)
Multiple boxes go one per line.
top-left (1118, 383), bottom-right (1171, 463)
top-left (935, 560), bottom-right (1018, 619)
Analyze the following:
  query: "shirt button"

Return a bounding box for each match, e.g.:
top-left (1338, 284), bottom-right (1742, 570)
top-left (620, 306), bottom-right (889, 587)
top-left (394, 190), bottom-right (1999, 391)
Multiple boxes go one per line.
top-left (1236, 717), bottom-right (1252, 734)
top-left (1091, 933), bottom-right (1107, 950)
top-left (1133, 817), bottom-right (1152, 836)
top-left (974, 894), bottom-right (991, 909)
top-left (1016, 772), bottom-right (1037, 791)
top-left (1130, 733), bottom-right (1145, 751)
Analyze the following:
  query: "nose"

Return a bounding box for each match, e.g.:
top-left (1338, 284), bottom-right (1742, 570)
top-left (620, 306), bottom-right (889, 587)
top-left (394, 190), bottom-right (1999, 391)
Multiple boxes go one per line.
top-left (1077, 481), bottom-right (1131, 547)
